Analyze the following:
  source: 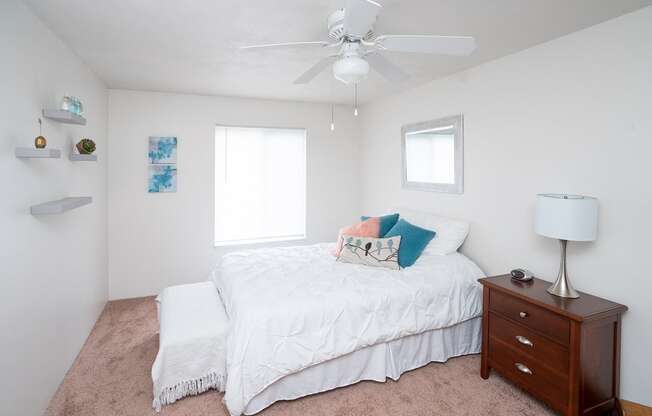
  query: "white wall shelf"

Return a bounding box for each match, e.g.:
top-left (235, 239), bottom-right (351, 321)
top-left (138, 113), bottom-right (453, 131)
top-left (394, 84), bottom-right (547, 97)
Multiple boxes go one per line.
top-left (15, 147), bottom-right (61, 158)
top-left (42, 109), bottom-right (86, 125)
top-left (69, 153), bottom-right (97, 162)
top-left (30, 197), bottom-right (92, 215)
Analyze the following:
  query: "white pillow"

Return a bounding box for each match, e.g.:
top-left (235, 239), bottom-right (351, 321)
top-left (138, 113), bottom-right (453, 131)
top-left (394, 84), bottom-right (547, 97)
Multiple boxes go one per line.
top-left (390, 207), bottom-right (469, 255)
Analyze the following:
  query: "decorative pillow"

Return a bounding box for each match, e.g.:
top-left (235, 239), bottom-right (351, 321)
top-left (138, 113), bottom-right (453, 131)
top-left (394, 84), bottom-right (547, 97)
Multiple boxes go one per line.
top-left (338, 235), bottom-right (401, 270)
top-left (360, 213), bottom-right (399, 237)
top-left (332, 218), bottom-right (381, 256)
top-left (384, 219), bottom-right (436, 268)
top-left (390, 207), bottom-right (469, 255)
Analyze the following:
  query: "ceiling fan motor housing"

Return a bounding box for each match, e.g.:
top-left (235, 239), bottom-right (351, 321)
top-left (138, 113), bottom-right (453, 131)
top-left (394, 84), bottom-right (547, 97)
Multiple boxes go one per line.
top-left (328, 9), bottom-right (375, 40)
top-left (328, 9), bottom-right (346, 40)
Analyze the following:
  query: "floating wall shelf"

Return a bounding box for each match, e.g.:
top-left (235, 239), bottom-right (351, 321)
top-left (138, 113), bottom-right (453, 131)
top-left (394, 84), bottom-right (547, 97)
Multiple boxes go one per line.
top-left (42, 109), bottom-right (86, 125)
top-left (30, 197), bottom-right (92, 215)
top-left (69, 153), bottom-right (97, 162)
top-left (15, 147), bottom-right (61, 158)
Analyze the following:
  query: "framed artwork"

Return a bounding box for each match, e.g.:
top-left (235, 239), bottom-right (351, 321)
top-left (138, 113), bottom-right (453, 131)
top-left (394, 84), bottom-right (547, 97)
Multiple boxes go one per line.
top-left (148, 165), bottom-right (177, 193)
top-left (149, 136), bottom-right (177, 164)
top-left (148, 136), bottom-right (178, 192)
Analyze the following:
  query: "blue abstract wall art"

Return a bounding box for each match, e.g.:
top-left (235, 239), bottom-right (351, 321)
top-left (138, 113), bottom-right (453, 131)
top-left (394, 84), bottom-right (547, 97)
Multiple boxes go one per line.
top-left (148, 165), bottom-right (177, 193)
top-left (149, 136), bottom-right (177, 164)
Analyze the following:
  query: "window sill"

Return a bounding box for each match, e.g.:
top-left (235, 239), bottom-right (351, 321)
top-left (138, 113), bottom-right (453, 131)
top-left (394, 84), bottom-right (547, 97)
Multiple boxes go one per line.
top-left (214, 235), bottom-right (306, 247)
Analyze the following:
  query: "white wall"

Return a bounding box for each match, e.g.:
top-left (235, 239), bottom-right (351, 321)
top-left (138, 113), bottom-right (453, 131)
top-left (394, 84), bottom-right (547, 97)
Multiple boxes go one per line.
top-left (358, 6), bottom-right (652, 405)
top-left (4, 1), bottom-right (647, 411)
top-left (108, 90), bottom-right (359, 299)
top-left (0, 2), bottom-right (109, 415)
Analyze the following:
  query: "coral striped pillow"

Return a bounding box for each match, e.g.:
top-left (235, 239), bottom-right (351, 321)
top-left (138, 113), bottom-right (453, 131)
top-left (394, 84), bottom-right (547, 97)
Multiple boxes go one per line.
top-left (332, 218), bottom-right (381, 256)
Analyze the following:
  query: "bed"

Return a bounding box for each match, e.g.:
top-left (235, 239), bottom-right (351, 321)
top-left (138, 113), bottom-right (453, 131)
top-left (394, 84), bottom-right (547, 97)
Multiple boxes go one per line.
top-left (212, 241), bottom-right (484, 416)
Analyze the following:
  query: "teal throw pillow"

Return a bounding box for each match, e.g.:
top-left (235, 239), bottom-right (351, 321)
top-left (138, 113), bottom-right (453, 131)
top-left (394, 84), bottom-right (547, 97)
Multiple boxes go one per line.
top-left (384, 219), bottom-right (436, 268)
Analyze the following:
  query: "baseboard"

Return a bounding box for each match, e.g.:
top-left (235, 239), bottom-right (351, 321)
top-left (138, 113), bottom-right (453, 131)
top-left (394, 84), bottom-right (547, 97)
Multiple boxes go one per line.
top-left (621, 400), bottom-right (652, 416)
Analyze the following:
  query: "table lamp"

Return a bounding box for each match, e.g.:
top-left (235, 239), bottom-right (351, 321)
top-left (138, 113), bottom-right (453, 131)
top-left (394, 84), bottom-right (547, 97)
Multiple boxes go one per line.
top-left (534, 194), bottom-right (598, 298)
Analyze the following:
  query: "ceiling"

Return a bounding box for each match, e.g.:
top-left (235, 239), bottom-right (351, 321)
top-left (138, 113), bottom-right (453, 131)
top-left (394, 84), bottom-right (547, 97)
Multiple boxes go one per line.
top-left (25, 0), bottom-right (652, 104)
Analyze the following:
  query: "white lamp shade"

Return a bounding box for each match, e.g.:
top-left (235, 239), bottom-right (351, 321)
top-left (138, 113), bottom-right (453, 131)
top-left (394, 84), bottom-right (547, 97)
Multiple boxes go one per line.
top-left (534, 194), bottom-right (598, 242)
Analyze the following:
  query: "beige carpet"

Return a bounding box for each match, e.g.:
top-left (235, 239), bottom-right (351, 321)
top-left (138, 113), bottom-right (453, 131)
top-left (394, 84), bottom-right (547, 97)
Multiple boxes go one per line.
top-left (46, 297), bottom-right (555, 416)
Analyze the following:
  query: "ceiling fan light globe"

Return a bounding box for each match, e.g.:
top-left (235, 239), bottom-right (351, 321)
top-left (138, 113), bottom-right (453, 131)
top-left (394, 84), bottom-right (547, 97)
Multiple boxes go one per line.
top-left (333, 56), bottom-right (370, 84)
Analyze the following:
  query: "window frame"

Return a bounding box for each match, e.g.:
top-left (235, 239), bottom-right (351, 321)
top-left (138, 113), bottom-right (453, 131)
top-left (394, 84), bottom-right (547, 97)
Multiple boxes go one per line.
top-left (401, 114), bottom-right (464, 194)
top-left (213, 124), bottom-right (307, 247)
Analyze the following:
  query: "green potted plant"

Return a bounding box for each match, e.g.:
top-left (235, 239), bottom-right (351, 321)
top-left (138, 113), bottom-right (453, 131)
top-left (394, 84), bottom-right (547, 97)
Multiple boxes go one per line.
top-left (76, 138), bottom-right (96, 154)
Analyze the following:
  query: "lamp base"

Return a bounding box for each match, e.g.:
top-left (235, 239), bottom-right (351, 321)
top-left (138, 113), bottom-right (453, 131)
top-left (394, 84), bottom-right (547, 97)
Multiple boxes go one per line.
top-left (547, 239), bottom-right (580, 299)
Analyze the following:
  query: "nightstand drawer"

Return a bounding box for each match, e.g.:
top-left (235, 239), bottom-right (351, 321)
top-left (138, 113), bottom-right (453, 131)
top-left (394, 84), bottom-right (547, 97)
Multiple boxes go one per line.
top-left (489, 336), bottom-right (568, 413)
top-left (489, 312), bottom-right (569, 374)
top-left (490, 289), bottom-right (569, 345)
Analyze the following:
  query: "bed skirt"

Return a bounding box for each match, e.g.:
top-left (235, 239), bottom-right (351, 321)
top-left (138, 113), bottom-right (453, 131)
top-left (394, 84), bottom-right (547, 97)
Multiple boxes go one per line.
top-left (244, 316), bottom-right (482, 415)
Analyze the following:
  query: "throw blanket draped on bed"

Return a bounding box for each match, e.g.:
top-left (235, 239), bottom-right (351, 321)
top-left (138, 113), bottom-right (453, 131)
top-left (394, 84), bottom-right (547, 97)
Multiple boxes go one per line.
top-left (212, 243), bottom-right (484, 416)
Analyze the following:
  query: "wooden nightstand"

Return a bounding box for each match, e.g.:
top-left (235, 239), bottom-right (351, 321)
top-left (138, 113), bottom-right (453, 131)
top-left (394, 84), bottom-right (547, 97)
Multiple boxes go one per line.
top-left (479, 275), bottom-right (627, 416)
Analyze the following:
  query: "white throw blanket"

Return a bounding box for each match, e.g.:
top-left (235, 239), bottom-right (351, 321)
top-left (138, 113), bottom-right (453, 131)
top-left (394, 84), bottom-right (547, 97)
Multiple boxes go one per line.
top-left (213, 243), bottom-right (484, 416)
top-left (152, 282), bottom-right (229, 411)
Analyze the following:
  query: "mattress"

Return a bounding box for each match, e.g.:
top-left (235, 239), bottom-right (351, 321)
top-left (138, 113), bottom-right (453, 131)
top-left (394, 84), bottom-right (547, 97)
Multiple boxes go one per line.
top-left (212, 243), bottom-right (484, 416)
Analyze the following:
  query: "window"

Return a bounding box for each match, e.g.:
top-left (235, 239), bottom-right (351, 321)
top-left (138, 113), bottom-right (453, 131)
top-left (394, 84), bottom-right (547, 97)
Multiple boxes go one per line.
top-left (214, 126), bottom-right (306, 246)
top-left (401, 115), bottom-right (464, 194)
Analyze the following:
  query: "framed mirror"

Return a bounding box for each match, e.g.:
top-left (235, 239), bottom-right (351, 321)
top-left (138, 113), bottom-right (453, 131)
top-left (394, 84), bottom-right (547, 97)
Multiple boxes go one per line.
top-left (401, 115), bottom-right (464, 194)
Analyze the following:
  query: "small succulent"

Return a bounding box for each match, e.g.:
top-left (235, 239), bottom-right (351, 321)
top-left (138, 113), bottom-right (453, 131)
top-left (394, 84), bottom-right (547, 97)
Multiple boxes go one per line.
top-left (76, 138), bottom-right (96, 154)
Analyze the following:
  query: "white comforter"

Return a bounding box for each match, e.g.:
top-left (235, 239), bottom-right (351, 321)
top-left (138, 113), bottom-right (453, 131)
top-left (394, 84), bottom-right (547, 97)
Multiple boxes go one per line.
top-left (212, 243), bottom-right (484, 416)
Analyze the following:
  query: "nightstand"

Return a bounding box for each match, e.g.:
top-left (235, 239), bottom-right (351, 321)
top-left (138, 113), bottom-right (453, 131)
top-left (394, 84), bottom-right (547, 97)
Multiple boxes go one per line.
top-left (479, 275), bottom-right (627, 416)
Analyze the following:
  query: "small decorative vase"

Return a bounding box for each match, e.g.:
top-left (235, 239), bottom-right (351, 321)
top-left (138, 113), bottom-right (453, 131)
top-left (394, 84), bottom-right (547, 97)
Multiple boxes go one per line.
top-left (61, 96), bottom-right (72, 112)
top-left (69, 97), bottom-right (84, 116)
top-left (35, 135), bottom-right (47, 149)
top-left (71, 97), bottom-right (79, 115)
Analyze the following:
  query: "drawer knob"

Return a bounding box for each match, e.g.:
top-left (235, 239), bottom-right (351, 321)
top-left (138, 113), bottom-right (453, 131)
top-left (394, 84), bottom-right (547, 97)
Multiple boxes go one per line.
top-left (515, 335), bottom-right (534, 347)
top-left (519, 311), bottom-right (528, 318)
top-left (515, 362), bottom-right (533, 375)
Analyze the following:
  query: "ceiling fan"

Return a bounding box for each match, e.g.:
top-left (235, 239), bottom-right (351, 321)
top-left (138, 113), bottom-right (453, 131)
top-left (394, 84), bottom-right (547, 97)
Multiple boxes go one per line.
top-left (241, 0), bottom-right (476, 86)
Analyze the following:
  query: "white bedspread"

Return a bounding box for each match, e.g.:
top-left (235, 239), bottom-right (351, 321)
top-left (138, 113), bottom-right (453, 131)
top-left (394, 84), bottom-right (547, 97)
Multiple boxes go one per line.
top-left (212, 243), bottom-right (484, 416)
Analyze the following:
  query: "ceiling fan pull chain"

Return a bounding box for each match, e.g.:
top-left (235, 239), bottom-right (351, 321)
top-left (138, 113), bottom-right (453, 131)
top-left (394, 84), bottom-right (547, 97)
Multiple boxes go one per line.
top-left (354, 84), bottom-right (359, 116)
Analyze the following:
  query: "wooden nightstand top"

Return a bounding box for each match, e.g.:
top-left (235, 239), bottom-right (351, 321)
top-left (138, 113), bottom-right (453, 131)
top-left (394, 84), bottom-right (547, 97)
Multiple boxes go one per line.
top-left (478, 275), bottom-right (627, 322)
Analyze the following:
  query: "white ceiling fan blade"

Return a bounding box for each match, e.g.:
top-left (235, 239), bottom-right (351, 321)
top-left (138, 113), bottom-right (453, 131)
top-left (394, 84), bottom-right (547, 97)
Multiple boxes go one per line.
top-left (344, 0), bottom-right (382, 38)
top-left (375, 35), bottom-right (476, 56)
top-left (365, 53), bottom-right (409, 83)
top-left (240, 41), bottom-right (330, 50)
top-left (294, 56), bottom-right (338, 84)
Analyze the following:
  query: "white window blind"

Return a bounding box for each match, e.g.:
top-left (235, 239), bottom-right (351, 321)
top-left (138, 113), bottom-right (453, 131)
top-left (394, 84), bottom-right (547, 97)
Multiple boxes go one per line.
top-left (214, 126), bottom-right (306, 246)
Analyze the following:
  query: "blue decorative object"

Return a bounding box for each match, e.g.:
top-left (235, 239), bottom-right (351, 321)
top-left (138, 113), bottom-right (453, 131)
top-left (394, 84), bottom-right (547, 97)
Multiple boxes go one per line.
top-left (62, 96), bottom-right (83, 116)
top-left (360, 213), bottom-right (399, 237)
top-left (149, 137), bottom-right (178, 164)
top-left (148, 165), bottom-right (177, 193)
top-left (384, 219), bottom-right (436, 268)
